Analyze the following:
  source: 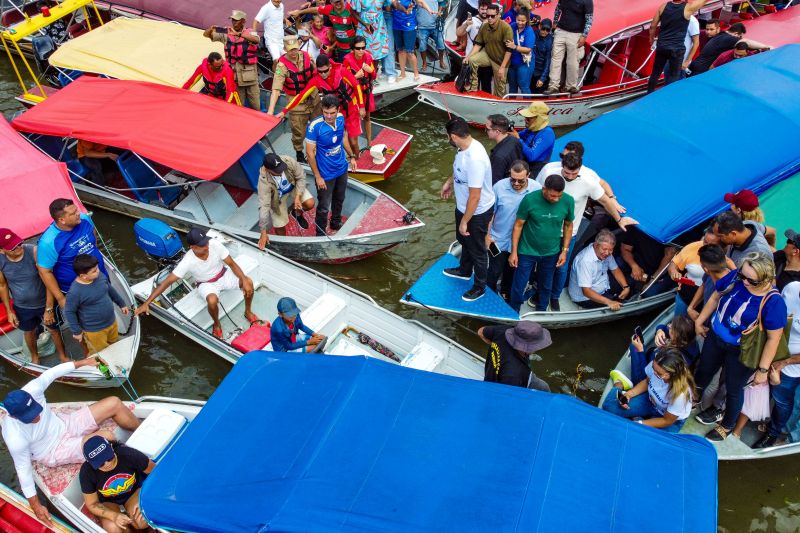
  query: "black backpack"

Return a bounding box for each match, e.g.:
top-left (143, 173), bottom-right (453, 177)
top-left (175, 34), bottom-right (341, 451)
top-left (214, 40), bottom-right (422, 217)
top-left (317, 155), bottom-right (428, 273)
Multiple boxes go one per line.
top-left (454, 62), bottom-right (471, 93)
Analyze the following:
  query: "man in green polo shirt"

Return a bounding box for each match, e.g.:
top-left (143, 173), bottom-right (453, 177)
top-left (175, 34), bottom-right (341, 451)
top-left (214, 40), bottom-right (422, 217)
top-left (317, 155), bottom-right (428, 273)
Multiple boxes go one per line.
top-left (463, 2), bottom-right (512, 96)
top-left (509, 174), bottom-right (574, 311)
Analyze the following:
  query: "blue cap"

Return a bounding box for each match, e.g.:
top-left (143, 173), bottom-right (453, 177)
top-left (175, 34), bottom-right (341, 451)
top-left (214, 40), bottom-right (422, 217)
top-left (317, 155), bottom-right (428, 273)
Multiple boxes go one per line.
top-left (3, 390), bottom-right (43, 423)
top-left (277, 297), bottom-right (300, 317)
top-left (83, 435), bottom-right (115, 469)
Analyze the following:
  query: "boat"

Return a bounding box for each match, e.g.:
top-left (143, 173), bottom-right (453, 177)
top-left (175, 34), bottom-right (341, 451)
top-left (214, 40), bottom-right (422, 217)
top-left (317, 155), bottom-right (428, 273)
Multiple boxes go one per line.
top-left (599, 304), bottom-right (800, 460)
top-left (129, 223), bottom-right (485, 379)
top-left (416, 0), bottom-right (734, 128)
top-left (12, 77), bottom-right (423, 264)
top-left (0, 482), bottom-right (76, 532)
top-left (736, 3), bottom-right (800, 49)
top-left (0, 116), bottom-right (141, 389)
top-left (139, 351), bottom-right (718, 532)
top-left (402, 46), bottom-right (800, 326)
top-left (9, 396), bottom-right (204, 532)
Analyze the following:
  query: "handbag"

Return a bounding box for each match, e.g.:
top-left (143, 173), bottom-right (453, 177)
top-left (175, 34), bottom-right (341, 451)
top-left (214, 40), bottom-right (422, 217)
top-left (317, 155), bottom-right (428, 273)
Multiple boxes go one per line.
top-left (738, 290), bottom-right (791, 369)
top-left (454, 62), bottom-right (472, 92)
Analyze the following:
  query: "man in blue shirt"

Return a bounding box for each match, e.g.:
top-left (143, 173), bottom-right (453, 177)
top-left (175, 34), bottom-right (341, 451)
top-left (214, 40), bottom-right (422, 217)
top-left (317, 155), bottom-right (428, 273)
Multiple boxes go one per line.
top-left (305, 94), bottom-right (357, 237)
top-left (271, 297), bottom-right (326, 352)
top-left (511, 101), bottom-right (555, 178)
top-left (37, 198), bottom-right (107, 304)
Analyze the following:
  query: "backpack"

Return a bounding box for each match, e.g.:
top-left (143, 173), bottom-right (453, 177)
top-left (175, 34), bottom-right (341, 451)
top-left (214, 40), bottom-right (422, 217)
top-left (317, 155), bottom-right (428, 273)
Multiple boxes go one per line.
top-left (454, 62), bottom-right (471, 93)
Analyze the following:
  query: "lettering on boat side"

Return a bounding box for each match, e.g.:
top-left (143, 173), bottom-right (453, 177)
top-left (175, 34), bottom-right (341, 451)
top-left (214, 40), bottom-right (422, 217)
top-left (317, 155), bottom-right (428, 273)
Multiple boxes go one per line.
top-left (507, 105), bottom-right (574, 117)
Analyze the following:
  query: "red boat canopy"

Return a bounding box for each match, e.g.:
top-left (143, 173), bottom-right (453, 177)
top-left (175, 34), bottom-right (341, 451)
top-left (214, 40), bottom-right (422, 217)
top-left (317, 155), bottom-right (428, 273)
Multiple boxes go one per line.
top-left (0, 117), bottom-right (84, 240)
top-left (742, 6), bottom-right (800, 49)
top-left (12, 77), bottom-right (280, 180)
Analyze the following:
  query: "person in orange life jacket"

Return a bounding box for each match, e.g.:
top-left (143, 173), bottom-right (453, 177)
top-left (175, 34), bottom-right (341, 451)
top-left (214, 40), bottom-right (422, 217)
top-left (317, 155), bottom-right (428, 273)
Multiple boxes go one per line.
top-left (182, 52), bottom-right (240, 104)
top-left (268, 36), bottom-right (321, 163)
top-left (203, 10), bottom-right (261, 110)
top-left (342, 36), bottom-right (376, 143)
top-left (280, 54), bottom-right (365, 160)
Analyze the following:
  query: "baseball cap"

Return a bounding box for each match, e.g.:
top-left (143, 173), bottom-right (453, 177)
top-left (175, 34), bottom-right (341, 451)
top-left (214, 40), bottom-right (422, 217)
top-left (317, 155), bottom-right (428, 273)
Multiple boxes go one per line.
top-left (186, 228), bottom-right (210, 246)
top-left (83, 435), bottom-right (115, 469)
top-left (723, 189), bottom-right (759, 212)
top-left (3, 390), bottom-right (43, 423)
top-left (263, 153), bottom-right (288, 174)
top-left (284, 35), bottom-right (300, 50)
top-left (230, 9), bottom-right (246, 20)
top-left (0, 228), bottom-right (23, 251)
top-left (277, 297), bottom-right (300, 317)
top-left (786, 228), bottom-right (800, 247)
top-left (540, 18), bottom-right (553, 29)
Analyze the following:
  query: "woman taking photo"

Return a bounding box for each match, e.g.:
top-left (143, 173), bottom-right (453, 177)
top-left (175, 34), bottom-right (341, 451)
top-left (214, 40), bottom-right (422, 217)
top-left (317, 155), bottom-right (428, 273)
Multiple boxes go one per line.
top-left (693, 252), bottom-right (788, 442)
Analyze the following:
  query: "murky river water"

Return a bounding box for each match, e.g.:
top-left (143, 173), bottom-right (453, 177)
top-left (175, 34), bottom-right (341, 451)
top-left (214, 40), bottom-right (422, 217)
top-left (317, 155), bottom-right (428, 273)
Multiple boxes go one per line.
top-left (0, 59), bottom-right (798, 532)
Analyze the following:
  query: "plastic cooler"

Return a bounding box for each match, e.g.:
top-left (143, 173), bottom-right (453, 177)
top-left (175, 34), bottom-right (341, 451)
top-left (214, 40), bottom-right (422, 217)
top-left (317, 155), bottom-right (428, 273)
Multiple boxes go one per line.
top-left (126, 408), bottom-right (187, 462)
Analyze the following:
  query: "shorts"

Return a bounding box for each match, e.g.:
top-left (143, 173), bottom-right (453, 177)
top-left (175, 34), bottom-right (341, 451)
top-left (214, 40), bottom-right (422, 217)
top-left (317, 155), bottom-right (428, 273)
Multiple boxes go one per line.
top-left (43, 406), bottom-right (99, 466)
top-left (393, 28), bottom-right (416, 53)
top-left (83, 321), bottom-right (119, 353)
top-left (196, 268), bottom-right (241, 300)
top-left (418, 27), bottom-right (445, 52)
top-left (344, 107), bottom-right (362, 137)
top-left (13, 304), bottom-right (62, 332)
top-left (273, 189), bottom-right (314, 228)
top-left (265, 39), bottom-right (284, 62)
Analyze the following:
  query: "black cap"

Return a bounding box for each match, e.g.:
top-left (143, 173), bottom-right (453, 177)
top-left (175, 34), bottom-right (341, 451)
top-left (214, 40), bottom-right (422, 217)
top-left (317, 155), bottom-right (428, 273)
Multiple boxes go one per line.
top-left (541, 18), bottom-right (553, 29)
top-left (263, 153), bottom-right (288, 174)
top-left (786, 229), bottom-right (800, 247)
top-left (187, 227), bottom-right (210, 246)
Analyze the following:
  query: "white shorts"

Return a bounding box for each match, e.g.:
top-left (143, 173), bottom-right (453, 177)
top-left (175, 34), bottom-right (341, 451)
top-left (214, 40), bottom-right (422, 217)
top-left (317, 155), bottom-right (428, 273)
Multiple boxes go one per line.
top-left (266, 39), bottom-right (284, 61)
top-left (44, 406), bottom-right (99, 466)
top-left (273, 189), bottom-right (313, 228)
top-left (197, 268), bottom-right (241, 300)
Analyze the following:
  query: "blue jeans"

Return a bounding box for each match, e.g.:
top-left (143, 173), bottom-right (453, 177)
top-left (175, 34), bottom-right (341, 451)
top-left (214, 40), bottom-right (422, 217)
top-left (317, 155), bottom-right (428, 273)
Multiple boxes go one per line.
top-left (510, 253), bottom-right (558, 311)
top-left (382, 12), bottom-right (398, 77)
top-left (551, 235), bottom-right (576, 300)
top-left (768, 373), bottom-right (800, 437)
top-left (694, 328), bottom-right (751, 430)
top-left (417, 27), bottom-right (444, 52)
top-left (630, 344), bottom-right (651, 385)
top-left (602, 387), bottom-right (685, 433)
top-left (673, 293), bottom-right (689, 316)
top-left (394, 28), bottom-right (416, 52)
top-left (508, 62), bottom-right (534, 96)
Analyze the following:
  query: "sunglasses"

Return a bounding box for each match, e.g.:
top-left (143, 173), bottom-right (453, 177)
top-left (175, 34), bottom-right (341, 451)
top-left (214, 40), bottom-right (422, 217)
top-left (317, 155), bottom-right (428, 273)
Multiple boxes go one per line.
top-left (318, 68), bottom-right (331, 74)
top-left (354, 46), bottom-right (366, 50)
top-left (737, 272), bottom-right (763, 285)
top-left (510, 178), bottom-right (528, 185)
top-left (487, 13), bottom-right (499, 18)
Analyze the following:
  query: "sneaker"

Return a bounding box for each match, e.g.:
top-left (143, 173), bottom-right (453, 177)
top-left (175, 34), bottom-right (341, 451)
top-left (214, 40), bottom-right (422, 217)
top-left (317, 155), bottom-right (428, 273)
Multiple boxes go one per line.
top-left (526, 295), bottom-right (538, 308)
top-left (387, 76), bottom-right (397, 84)
top-left (442, 267), bottom-right (471, 280)
top-left (549, 298), bottom-right (560, 312)
top-left (462, 286), bottom-right (485, 302)
top-left (609, 370), bottom-right (633, 391)
top-left (695, 406), bottom-right (724, 425)
top-left (295, 151), bottom-right (307, 164)
top-left (542, 88), bottom-right (557, 95)
top-left (753, 433), bottom-right (778, 449)
top-left (567, 87), bottom-right (580, 94)
top-left (291, 209), bottom-right (309, 230)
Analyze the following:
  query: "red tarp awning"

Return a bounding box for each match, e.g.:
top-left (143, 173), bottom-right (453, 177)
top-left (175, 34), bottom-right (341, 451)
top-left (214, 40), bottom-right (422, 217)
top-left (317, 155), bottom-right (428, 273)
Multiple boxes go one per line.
top-left (0, 117), bottom-right (84, 240)
top-left (12, 77), bottom-right (280, 180)
top-left (742, 6), bottom-right (800, 49)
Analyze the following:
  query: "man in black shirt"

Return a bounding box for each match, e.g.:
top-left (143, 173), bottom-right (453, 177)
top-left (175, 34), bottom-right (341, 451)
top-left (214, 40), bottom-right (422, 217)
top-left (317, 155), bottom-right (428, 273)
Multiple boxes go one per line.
top-left (646, 0), bottom-right (709, 93)
top-left (485, 114), bottom-right (522, 184)
top-left (479, 321), bottom-right (552, 390)
top-left (688, 22), bottom-right (749, 75)
top-left (775, 229), bottom-right (800, 292)
top-left (545, 0), bottom-right (593, 95)
top-left (618, 225), bottom-right (677, 297)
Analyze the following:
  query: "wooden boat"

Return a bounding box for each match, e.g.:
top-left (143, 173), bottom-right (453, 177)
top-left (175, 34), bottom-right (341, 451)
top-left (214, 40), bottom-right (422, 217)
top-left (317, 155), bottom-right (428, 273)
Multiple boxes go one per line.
top-left (0, 482), bottom-right (76, 532)
top-left (417, 0), bottom-right (731, 128)
top-left (0, 117), bottom-right (140, 389)
top-left (13, 77), bottom-right (423, 264)
top-left (598, 304), bottom-right (800, 460)
top-left (130, 226), bottom-right (485, 380)
top-left (8, 396), bottom-right (204, 532)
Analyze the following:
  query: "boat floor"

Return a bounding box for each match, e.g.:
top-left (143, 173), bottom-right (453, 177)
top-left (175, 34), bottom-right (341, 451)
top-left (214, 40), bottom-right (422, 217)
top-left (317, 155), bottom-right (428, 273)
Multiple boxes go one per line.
top-left (681, 409), bottom-right (768, 454)
top-left (1, 319), bottom-right (118, 365)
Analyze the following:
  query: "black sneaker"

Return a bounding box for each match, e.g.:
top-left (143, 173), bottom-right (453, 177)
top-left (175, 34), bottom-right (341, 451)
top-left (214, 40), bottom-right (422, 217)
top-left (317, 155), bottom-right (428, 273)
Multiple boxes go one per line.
top-left (695, 406), bottom-right (724, 425)
top-left (526, 295), bottom-right (538, 308)
top-left (753, 433), bottom-right (778, 449)
top-left (462, 286), bottom-right (485, 302)
top-left (542, 88), bottom-right (556, 95)
top-left (549, 299), bottom-right (560, 312)
top-left (296, 150), bottom-right (307, 164)
top-left (442, 268), bottom-right (471, 280)
top-left (291, 209), bottom-right (309, 230)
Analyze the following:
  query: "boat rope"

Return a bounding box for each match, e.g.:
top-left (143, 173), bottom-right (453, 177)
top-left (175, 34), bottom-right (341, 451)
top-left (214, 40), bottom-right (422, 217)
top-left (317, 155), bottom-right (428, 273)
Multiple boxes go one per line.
top-left (372, 99), bottom-right (422, 121)
top-left (84, 337), bottom-right (141, 401)
top-left (571, 363), bottom-right (584, 397)
top-left (402, 292), bottom-right (484, 338)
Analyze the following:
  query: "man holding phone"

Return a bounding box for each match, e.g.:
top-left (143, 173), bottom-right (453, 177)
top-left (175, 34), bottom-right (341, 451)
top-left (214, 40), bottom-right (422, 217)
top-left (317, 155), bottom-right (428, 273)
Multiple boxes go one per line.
top-left (204, 10), bottom-right (261, 110)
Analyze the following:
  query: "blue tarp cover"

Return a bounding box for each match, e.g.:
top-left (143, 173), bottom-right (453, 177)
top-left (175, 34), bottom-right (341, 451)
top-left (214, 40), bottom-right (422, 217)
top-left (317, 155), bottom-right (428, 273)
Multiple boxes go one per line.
top-left (140, 352), bottom-right (717, 532)
top-left (554, 45), bottom-right (800, 244)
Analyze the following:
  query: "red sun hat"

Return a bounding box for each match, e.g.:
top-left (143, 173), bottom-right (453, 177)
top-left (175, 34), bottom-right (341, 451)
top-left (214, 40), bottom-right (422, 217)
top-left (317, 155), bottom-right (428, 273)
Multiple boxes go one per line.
top-left (723, 189), bottom-right (759, 212)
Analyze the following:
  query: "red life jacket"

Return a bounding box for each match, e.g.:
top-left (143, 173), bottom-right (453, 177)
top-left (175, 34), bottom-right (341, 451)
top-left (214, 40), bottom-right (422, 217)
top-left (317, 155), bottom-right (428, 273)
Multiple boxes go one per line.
top-left (321, 67), bottom-right (357, 114)
top-left (199, 61), bottom-right (227, 99)
top-left (225, 33), bottom-right (258, 65)
top-left (278, 51), bottom-right (315, 96)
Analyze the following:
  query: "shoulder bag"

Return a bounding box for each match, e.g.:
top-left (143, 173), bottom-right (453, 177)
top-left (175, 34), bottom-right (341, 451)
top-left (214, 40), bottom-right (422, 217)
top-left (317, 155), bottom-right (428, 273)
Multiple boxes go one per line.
top-left (738, 290), bottom-right (792, 369)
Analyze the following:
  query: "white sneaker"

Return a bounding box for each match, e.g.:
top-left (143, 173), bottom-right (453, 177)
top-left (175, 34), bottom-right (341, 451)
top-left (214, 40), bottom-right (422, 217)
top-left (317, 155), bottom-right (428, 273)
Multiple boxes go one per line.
top-left (387, 76), bottom-right (397, 84)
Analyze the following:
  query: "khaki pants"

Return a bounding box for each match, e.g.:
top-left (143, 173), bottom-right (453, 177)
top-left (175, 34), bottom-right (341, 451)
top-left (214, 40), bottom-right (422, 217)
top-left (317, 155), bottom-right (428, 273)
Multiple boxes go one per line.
top-left (84, 321), bottom-right (119, 353)
top-left (468, 50), bottom-right (507, 97)
top-left (288, 95), bottom-right (321, 151)
top-left (548, 29), bottom-right (581, 92)
top-left (236, 82), bottom-right (261, 111)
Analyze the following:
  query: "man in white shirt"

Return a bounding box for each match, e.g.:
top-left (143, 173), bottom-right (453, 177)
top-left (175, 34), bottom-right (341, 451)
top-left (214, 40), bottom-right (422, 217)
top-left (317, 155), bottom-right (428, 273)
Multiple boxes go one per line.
top-left (254, 0), bottom-right (288, 68)
top-left (456, 0), bottom-right (488, 56)
top-left (2, 358), bottom-right (140, 525)
top-left (568, 229), bottom-right (631, 310)
top-left (440, 116), bottom-right (496, 302)
top-left (135, 228), bottom-right (256, 339)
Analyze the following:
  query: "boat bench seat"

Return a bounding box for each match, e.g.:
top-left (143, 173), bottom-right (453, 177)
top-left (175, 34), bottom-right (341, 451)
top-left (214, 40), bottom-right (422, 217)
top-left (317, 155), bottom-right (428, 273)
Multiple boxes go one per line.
top-left (222, 193), bottom-right (260, 231)
top-left (401, 342), bottom-right (444, 372)
top-left (300, 293), bottom-right (348, 334)
top-left (173, 182), bottom-right (238, 224)
top-left (334, 201), bottom-right (370, 236)
top-left (173, 254), bottom-right (259, 331)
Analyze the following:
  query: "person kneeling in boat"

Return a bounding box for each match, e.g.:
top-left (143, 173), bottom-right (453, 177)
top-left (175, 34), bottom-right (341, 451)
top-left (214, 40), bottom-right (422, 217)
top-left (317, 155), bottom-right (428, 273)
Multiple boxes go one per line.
top-left (80, 434), bottom-right (154, 533)
top-left (182, 51), bottom-right (241, 105)
top-left (567, 230), bottom-right (631, 311)
top-left (479, 320), bottom-right (551, 391)
top-left (257, 153), bottom-right (316, 250)
top-left (271, 297), bottom-right (326, 352)
top-left (134, 228), bottom-right (258, 339)
top-left (1, 358), bottom-right (141, 525)
top-left (602, 348), bottom-right (694, 433)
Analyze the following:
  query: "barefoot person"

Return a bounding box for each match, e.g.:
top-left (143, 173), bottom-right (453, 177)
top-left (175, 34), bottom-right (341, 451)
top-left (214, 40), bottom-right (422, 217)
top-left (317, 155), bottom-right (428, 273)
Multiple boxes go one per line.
top-left (1, 357), bottom-right (140, 525)
top-left (134, 228), bottom-right (257, 339)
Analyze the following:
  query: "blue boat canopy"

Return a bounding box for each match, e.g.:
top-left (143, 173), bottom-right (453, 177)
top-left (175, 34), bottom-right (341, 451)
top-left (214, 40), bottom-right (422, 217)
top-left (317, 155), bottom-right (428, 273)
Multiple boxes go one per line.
top-left (553, 45), bottom-right (800, 244)
top-left (140, 352), bottom-right (717, 532)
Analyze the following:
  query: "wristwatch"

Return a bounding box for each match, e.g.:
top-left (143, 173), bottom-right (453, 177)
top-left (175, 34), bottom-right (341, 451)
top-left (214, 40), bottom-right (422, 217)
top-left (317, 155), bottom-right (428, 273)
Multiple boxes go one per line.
top-left (757, 367), bottom-right (769, 373)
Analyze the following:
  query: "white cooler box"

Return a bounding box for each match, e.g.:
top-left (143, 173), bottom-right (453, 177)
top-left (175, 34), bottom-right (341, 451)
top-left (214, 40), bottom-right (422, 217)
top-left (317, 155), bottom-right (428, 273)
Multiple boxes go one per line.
top-left (126, 408), bottom-right (187, 462)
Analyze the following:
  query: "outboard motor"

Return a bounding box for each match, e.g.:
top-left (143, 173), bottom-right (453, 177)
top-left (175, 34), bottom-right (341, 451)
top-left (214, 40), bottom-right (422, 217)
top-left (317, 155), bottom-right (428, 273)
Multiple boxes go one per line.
top-left (134, 219), bottom-right (183, 268)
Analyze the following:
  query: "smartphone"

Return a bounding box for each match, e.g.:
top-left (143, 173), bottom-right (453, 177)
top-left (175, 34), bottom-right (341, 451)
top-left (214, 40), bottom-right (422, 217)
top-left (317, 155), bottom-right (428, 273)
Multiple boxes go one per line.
top-left (617, 389), bottom-right (629, 406)
top-left (214, 26), bottom-right (227, 33)
top-left (633, 326), bottom-right (643, 343)
top-left (489, 241), bottom-right (501, 257)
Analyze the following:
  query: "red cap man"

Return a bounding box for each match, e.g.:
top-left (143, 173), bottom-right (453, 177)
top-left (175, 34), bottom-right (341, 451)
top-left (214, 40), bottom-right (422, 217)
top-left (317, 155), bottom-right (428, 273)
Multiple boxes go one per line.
top-left (723, 189), bottom-right (759, 212)
top-left (0, 228), bottom-right (23, 251)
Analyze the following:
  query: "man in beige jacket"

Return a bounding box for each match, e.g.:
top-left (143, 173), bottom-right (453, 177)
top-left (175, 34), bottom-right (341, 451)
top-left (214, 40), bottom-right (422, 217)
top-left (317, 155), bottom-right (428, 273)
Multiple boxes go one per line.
top-left (257, 153), bottom-right (316, 249)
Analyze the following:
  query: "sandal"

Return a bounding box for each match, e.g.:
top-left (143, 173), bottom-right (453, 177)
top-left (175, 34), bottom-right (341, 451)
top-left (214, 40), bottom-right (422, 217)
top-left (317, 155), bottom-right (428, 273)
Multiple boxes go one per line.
top-left (244, 312), bottom-right (261, 325)
top-left (212, 326), bottom-right (223, 339)
top-left (705, 425), bottom-right (729, 442)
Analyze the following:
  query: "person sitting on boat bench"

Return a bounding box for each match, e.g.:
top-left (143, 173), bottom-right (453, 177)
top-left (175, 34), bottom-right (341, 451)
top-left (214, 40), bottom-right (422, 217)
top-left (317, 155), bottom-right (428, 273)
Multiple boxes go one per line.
top-left (479, 320), bottom-right (551, 391)
top-left (271, 297), bottom-right (326, 352)
top-left (257, 153), bottom-right (316, 250)
top-left (567, 229), bottom-right (631, 311)
top-left (79, 434), bottom-right (155, 533)
top-left (1, 359), bottom-right (141, 525)
top-left (77, 140), bottom-right (119, 187)
top-left (134, 228), bottom-right (257, 339)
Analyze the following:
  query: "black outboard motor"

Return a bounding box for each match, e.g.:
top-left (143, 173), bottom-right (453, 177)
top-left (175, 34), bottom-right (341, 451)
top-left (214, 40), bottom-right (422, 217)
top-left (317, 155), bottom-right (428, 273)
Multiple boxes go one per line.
top-left (134, 219), bottom-right (183, 268)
